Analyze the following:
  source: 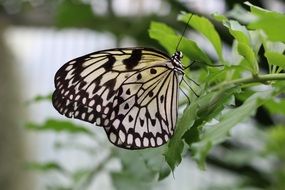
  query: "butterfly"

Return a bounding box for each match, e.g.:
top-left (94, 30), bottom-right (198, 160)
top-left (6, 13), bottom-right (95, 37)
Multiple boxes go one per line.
top-left (52, 47), bottom-right (186, 149)
top-left (52, 14), bottom-right (195, 149)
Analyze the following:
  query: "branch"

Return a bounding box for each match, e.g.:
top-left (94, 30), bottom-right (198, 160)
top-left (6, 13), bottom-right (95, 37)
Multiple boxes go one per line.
top-left (209, 73), bottom-right (285, 91)
top-left (74, 153), bottom-right (113, 190)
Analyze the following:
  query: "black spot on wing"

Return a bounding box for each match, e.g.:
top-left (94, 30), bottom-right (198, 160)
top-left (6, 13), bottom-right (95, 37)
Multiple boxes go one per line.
top-left (151, 119), bottom-right (156, 126)
top-left (150, 68), bottom-right (157, 74)
top-left (103, 55), bottom-right (116, 71)
top-left (139, 118), bottom-right (144, 126)
top-left (137, 73), bottom-right (142, 80)
top-left (123, 49), bottom-right (142, 70)
top-left (124, 103), bottom-right (129, 110)
top-left (129, 115), bottom-right (134, 122)
top-left (160, 95), bottom-right (164, 103)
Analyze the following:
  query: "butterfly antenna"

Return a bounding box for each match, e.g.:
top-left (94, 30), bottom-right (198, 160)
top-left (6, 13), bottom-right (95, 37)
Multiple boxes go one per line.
top-left (175, 13), bottom-right (194, 51)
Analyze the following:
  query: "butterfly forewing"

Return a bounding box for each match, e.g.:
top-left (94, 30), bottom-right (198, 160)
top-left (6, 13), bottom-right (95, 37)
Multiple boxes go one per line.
top-left (52, 47), bottom-right (181, 149)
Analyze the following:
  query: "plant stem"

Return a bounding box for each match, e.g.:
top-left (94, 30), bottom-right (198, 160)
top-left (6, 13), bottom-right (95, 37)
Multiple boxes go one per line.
top-left (209, 73), bottom-right (285, 91)
top-left (74, 152), bottom-right (113, 190)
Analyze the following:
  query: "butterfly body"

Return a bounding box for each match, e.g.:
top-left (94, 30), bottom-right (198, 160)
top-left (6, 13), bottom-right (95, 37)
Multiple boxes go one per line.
top-left (52, 47), bottom-right (184, 149)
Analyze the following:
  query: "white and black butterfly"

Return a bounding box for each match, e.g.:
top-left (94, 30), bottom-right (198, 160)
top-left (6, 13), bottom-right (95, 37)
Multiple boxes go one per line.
top-left (52, 14), bottom-right (197, 149)
top-left (52, 47), bottom-right (186, 149)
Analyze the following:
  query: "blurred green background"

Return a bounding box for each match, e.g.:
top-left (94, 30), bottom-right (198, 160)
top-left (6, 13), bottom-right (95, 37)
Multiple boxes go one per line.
top-left (1, 0), bottom-right (285, 190)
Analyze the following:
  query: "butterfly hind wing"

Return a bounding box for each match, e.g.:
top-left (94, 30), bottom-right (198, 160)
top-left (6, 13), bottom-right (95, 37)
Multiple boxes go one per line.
top-left (104, 65), bottom-right (179, 149)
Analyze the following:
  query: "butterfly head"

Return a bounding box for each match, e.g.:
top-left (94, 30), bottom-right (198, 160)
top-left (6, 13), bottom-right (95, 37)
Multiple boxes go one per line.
top-left (171, 51), bottom-right (184, 74)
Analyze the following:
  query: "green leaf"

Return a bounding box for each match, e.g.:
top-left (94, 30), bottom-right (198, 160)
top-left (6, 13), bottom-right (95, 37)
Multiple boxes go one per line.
top-left (221, 149), bottom-right (259, 167)
top-left (263, 41), bottom-right (285, 53)
top-left (72, 168), bottom-right (92, 184)
top-left (246, 2), bottom-right (285, 42)
top-left (55, 0), bottom-right (96, 28)
top-left (165, 86), bottom-right (238, 171)
top-left (223, 20), bottom-right (259, 74)
top-left (26, 119), bottom-right (93, 135)
top-left (226, 20), bottom-right (250, 44)
top-left (212, 12), bottom-right (227, 22)
top-left (198, 88), bottom-right (237, 119)
top-left (237, 42), bottom-right (258, 73)
top-left (157, 163), bottom-right (171, 181)
top-left (191, 90), bottom-right (273, 169)
top-left (149, 21), bottom-right (213, 65)
top-left (26, 93), bottom-right (52, 104)
top-left (265, 125), bottom-right (285, 159)
top-left (115, 149), bottom-right (162, 182)
top-left (111, 149), bottom-right (161, 190)
top-left (111, 172), bottom-right (153, 190)
top-left (148, 22), bottom-right (178, 54)
top-left (226, 4), bottom-right (256, 23)
top-left (265, 51), bottom-right (285, 70)
top-left (26, 161), bottom-right (65, 173)
top-left (178, 13), bottom-right (223, 60)
top-left (264, 98), bottom-right (285, 115)
top-left (244, 2), bottom-right (271, 16)
top-left (164, 102), bottom-right (198, 171)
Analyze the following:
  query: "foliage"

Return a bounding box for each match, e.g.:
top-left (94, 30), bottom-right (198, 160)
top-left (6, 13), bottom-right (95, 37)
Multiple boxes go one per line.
top-left (26, 2), bottom-right (285, 190)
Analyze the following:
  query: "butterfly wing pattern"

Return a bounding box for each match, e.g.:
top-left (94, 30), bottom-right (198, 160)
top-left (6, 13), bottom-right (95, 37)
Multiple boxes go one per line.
top-left (52, 47), bottom-right (184, 149)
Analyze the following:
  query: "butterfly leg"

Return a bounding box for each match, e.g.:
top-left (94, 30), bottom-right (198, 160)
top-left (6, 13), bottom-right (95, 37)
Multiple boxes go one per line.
top-left (179, 79), bottom-right (191, 105)
top-left (183, 60), bottom-right (197, 70)
top-left (184, 74), bottom-right (200, 87)
top-left (181, 77), bottom-right (200, 98)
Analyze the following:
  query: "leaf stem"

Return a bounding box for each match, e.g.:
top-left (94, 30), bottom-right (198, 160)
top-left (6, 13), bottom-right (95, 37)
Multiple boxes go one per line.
top-left (209, 73), bottom-right (285, 91)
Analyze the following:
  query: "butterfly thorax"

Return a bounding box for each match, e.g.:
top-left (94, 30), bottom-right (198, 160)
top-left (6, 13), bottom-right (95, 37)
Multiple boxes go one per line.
top-left (170, 51), bottom-right (184, 75)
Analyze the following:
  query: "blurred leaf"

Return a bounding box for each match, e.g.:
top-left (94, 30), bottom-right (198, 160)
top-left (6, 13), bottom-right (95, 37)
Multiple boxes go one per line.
top-left (139, 148), bottom-right (166, 173)
top-left (222, 148), bottom-right (259, 167)
top-left (237, 42), bottom-right (258, 73)
top-left (157, 163), bottom-right (171, 181)
top-left (264, 98), bottom-right (285, 115)
top-left (111, 150), bottom-right (159, 190)
top-left (111, 172), bottom-right (153, 190)
top-left (265, 51), bottom-right (285, 70)
top-left (149, 22), bottom-right (181, 53)
top-left (72, 168), bottom-right (90, 182)
top-left (226, 20), bottom-right (250, 44)
top-left (55, 0), bottom-right (96, 28)
top-left (26, 161), bottom-right (65, 173)
top-left (179, 13), bottom-right (223, 60)
top-left (149, 21), bottom-right (213, 65)
top-left (263, 41), bottom-right (285, 53)
top-left (246, 2), bottom-right (285, 42)
top-left (192, 90), bottom-right (273, 169)
top-left (46, 185), bottom-right (72, 190)
top-left (224, 20), bottom-right (258, 74)
top-left (26, 93), bottom-right (52, 104)
top-left (226, 4), bottom-right (256, 23)
top-left (115, 149), bottom-right (160, 182)
top-left (26, 119), bottom-right (93, 135)
top-left (265, 125), bottom-right (285, 159)
top-left (212, 12), bottom-right (227, 22)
